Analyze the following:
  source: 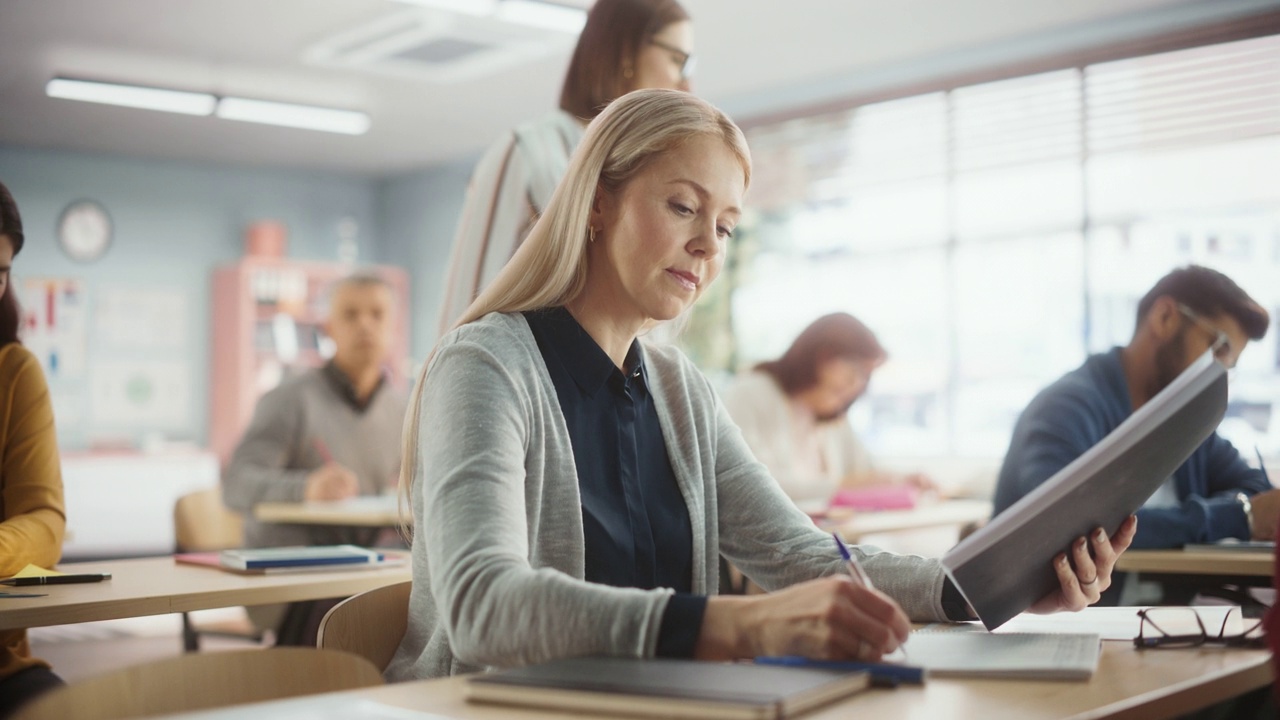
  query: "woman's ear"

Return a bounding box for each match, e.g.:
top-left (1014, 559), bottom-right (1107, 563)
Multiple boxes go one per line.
top-left (591, 184), bottom-right (612, 227)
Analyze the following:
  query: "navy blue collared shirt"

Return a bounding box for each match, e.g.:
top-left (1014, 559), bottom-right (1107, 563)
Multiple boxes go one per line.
top-left (524, 307), bottom-right (706, 657)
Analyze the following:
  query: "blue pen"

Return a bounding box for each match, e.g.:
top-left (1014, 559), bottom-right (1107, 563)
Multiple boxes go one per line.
top-left (1257, 447), bottom-right (1270, 483)
top-left (755, 656), bottom-right (925, 686)
top-left (832, 532), bottom-right (874, 589)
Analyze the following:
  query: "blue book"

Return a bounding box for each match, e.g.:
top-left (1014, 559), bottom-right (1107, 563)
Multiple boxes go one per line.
top-left (218, 545), bottom-right (383, 570)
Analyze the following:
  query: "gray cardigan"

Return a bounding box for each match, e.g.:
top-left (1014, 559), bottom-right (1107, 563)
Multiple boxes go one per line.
top-left (384, 313), bottom-right (949, 682)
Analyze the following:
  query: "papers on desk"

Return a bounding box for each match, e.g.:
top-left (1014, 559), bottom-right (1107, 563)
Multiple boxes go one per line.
top-left (7, 564), bottom-right (66, 579)
top-left (982, 606), bottom-right (1242, 641)
top-left (905, 629), bottom-right (1101, 681)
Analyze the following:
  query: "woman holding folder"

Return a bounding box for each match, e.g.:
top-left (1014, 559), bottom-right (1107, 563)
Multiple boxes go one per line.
top-left (386, 90), bottom-right (1137, 681)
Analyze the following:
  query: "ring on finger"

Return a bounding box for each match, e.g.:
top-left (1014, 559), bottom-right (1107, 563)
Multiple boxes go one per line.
top-left (1080, 575), bottom-right (1098, 587)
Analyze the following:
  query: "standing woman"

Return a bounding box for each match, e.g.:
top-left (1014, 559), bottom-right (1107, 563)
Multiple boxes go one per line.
top-left (386, 90), bottom-right (1134, 681)
top-left (436, 0), bottom-right (695, 333)
top-left (0, 181), bottom-right (66, 718)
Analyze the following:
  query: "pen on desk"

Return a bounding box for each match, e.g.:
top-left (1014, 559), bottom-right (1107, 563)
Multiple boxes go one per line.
top-left (0, 573), bottom-right (112, 586)
top-left (754, 656), bottom-right (925, 686)
top-left (832, 532), bottom-right (874, 589)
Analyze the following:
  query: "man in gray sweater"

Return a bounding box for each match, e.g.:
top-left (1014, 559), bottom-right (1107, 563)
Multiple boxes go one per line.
top-left (222, 272), bottom-right (408, 643)
top-left (222, 271), bottom-right (408, 549)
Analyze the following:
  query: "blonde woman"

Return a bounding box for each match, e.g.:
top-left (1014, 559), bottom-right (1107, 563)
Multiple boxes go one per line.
top-left (385, 90), bottom-right (1136, 681)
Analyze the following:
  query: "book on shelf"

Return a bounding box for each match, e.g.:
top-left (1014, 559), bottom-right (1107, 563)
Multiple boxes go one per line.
top-left (943, 349), bottom-right (1227, 630)
top-left (465, 656), bottom-right (870, 720)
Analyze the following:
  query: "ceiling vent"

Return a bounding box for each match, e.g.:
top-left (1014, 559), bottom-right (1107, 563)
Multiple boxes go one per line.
top-left (303, 7), bottom-right (575, 83)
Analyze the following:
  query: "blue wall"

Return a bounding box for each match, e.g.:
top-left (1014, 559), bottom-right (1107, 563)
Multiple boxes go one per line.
top-left (0, 145), bottom-right (384, 449)
top-left (376, 159), bottom-right (474, 363)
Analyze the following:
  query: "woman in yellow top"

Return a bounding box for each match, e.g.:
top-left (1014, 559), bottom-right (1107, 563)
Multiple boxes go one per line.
top-left (0, 180), bottom-right (66, 719)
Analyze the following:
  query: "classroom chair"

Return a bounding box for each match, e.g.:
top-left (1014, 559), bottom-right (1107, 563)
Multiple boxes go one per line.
top-left (316, 580), bottom-right (412, 671)
top-left (11, 647), bottom-right (384, 720)
top-left (173, 487), bottom-right (265, 651)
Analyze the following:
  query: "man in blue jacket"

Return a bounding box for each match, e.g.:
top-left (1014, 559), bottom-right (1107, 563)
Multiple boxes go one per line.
top-left (994, 266), bottom-right (1278, 551)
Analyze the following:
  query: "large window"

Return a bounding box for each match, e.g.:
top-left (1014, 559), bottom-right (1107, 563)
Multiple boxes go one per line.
top-left (725, 33), bottom-right (1280, 459)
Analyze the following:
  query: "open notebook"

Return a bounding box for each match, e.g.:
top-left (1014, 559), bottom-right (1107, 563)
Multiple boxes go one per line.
top-left (905, 629), bottom-right (1101, 681)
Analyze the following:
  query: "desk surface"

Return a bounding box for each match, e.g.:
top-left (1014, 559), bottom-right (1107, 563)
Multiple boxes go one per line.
top-left (0, 555), bottom-right (411, 631)
top-left (180, 643), bottom-right (1269, 720)
top-left (257, 497), bottom-right (994, 537)
top-left (255, 496), bottom-right (405, 527)
top-left (834, 498), bottom-right (991, 540)
top-left (1116, 549), bottom-right (1275, 577)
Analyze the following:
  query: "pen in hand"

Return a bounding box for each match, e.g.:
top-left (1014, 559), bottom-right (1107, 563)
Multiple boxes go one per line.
top-left (1256, 447), bottom-right (1270, 484)
top-left (832, 532), bottom-right (874, 589)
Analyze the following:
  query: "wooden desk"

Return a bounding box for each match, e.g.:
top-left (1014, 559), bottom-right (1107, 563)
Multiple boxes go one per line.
top-left (1117, 549), bottom-right (1274, 578)
top-left (162, 643), bottom-right (1271, 720)
top-left (833, 499), bottom-right (992, 541)
top-left (0, 556), bottom-right (411, 631)
top-left (254, 496), bottom-right (405, 527)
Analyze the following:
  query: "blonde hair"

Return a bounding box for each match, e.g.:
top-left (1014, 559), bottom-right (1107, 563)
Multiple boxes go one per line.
top-left (397, 89), bottom-right (750, 534)
top-left (462, 89), bottom-right (749, 324)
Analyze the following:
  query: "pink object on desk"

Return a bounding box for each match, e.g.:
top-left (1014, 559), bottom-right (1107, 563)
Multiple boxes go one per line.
top-left (830, 485), bottom-right (919, 511)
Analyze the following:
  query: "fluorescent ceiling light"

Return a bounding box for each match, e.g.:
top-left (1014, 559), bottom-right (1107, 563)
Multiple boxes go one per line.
top-left (215, 97), bottom-right (371, 135)
top-left (46, 77), bottom-right (216, 116)
top-left (496, 0), bottom-right (586, 32)
top-left (390, 0), bottom-right (495, 16)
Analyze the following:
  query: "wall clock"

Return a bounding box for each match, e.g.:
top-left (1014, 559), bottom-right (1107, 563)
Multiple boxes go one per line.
top-left (57, 199), bottom-right (113, 263)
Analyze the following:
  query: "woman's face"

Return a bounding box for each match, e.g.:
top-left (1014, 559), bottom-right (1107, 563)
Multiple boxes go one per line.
top-left (632, 20), bottom-right (694, 93)
top-left (0, 235), bottom-right (12, 301)
top-left (589, 133), bottom-right (744, 327)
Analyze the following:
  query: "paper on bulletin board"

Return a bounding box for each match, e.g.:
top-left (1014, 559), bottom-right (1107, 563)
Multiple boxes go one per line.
top-left (95, 286), bottom-right (188, 351)
top-left (90, 361), bottom-right (189, 426)
top-left (20, 277), bottom-right (88, 381)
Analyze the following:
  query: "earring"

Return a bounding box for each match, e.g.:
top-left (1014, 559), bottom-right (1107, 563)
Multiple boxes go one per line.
top-left (588, 226), bottom-right (597, 243)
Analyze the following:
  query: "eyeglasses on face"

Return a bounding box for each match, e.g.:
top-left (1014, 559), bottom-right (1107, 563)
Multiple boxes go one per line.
top-left (1175, 303), bottom-right (1232, 362)
top-left (649, 39), bottom-right (697, 81)
top-left (1133, 607), bottom-right (1265, 650)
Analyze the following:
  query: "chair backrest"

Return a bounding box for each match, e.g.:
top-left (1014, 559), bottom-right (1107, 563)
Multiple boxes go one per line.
top-left (317, 580), bottom-right (412, 671)
top-left (174, 487), bottom-right (244, 551)
top-left (13, 647), bottom-right (384, 720)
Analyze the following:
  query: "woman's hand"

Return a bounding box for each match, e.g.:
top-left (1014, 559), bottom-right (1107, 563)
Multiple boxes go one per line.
top-left (1027, 514), bottom-right (1137, 614)
top-left (695, 576), bottom-right (910, 661)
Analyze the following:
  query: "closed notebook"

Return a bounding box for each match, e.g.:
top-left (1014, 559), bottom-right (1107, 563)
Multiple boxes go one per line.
top-left (905, 630), bottom-right (1101, 681)
top-left (175, 551), bottom-right (404, 575)
top-left (465, 657), bottom-right (870, 720)
top-left (218, 545), bottom-right (383, 570)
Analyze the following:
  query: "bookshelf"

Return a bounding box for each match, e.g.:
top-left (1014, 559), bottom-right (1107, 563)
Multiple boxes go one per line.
top-left (209, 258), bottom-right (410, 463)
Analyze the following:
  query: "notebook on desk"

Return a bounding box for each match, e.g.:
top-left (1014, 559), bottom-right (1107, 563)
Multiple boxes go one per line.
top-left (905, 629), bottom-right (1101, 681)
top-left (465, 657), bottom-right (870, 720)
top-left (1184, 540), bottom-right (1275, 553)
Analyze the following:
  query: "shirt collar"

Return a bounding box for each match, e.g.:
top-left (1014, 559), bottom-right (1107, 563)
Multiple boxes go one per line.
top-left (322, 360), bottom-right (385, 412)
top-left (529, 306), bottom-right (647, 397)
